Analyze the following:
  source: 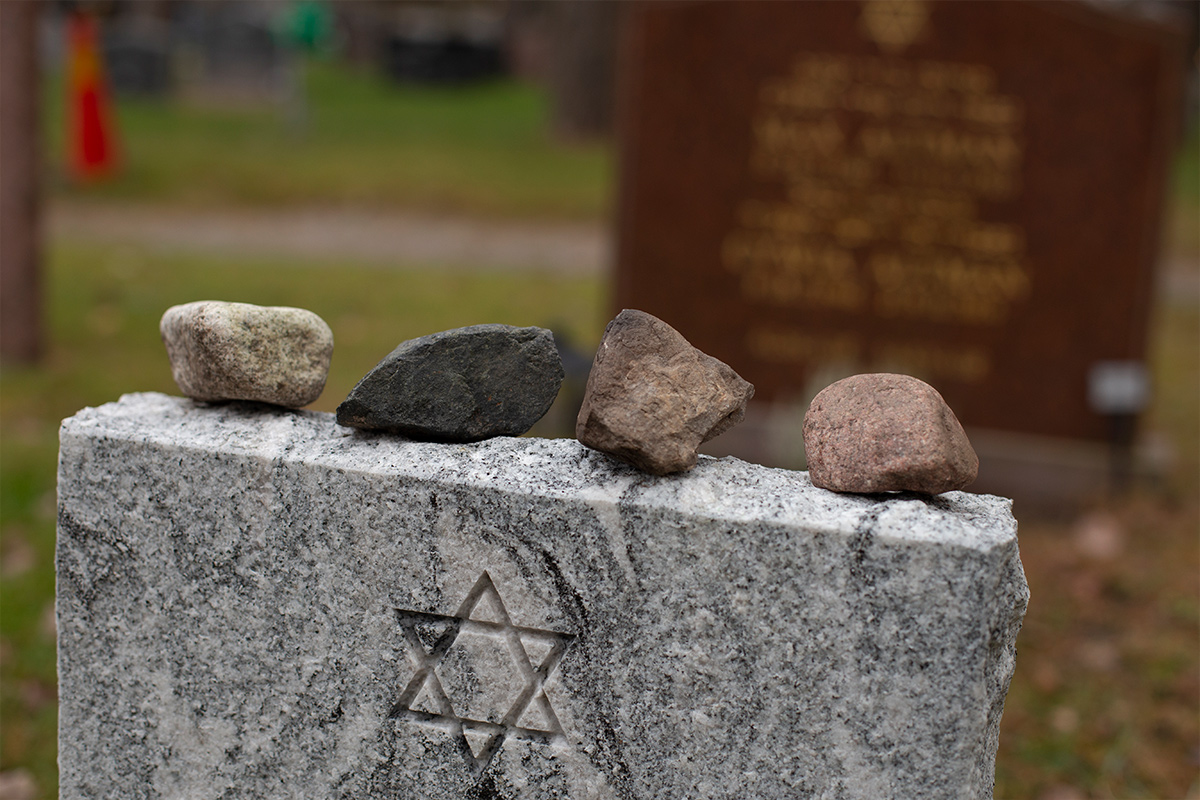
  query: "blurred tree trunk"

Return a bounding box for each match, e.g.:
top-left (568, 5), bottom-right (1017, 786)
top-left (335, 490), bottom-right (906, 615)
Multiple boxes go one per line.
top-left (334, 0), bottom-right (389, 68)
top-left (0, 0), bottom-right (43, 365)
top-left (539, 0), bottom-right (619, 141)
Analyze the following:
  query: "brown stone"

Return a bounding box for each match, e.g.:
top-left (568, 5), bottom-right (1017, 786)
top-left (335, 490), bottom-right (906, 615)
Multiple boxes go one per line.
top-left (615, 1), bottom-right (1186, 443)
top-left (803, 373), bottom-right (978, 494)
top-left (576, 309), bottom-right (754, 475)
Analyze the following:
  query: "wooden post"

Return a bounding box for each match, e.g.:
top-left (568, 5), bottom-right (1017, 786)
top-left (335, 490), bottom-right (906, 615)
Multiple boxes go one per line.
top-left (0, 0), bottom-right (43, 365)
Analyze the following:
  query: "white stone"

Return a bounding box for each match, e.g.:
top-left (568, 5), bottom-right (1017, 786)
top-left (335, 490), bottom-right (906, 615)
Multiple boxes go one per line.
top-left (160, 301), bottom-right (333, 408)
top-left (57, 393), bottom-right (1028, 800)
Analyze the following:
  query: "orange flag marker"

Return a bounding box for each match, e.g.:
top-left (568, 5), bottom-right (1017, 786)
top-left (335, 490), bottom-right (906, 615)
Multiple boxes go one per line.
top-left (66, 12), bottom-right (118, 181)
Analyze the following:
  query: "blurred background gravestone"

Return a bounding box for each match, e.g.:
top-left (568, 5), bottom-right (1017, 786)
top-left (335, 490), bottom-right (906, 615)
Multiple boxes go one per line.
top-left (379, 3), bottom-right (504, 85)
top-left (101, 2), bottom-right (172, 99)
top-left (614, 0), bottom-right (1189, 509)
top-left (173, 0), bottom-right (301, 115)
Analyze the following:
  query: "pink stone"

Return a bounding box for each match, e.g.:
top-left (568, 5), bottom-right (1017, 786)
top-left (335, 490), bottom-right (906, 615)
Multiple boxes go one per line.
top-left (803, 373), bottom-right (978, 495)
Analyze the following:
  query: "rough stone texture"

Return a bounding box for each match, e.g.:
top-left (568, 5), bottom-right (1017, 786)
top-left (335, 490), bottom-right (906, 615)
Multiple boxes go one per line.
top-left (58, 393), bottom-right (1026, 800)
top-left (576, 309), bottom-right (754, 475)
top-left (160, 301), bottom-right (333, 408)
top-left (337, 324), bottom-right (563, 443)
top-left (804, 373), bottom-right (980, 495)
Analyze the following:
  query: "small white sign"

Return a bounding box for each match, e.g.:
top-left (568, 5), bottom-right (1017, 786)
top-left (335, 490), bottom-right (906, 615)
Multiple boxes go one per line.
top-left (1088, 361), bottom-right (1150, 414)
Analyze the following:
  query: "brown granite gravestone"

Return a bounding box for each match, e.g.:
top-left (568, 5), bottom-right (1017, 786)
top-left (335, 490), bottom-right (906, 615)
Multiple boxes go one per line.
top-left (614, 0), bottom-right (1186, 444)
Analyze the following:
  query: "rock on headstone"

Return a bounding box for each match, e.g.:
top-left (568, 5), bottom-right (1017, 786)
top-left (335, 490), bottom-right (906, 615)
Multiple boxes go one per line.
top-left (576, 309), bottom-right (754, 475)
top-left (337, 324), bottom-right (563, 442)
top-left (160, 301), bottom-right (333, 408)
top-left (57, 393), bottom-right (1028, 799)
top-left (803, 373), bottom-right (979, 494)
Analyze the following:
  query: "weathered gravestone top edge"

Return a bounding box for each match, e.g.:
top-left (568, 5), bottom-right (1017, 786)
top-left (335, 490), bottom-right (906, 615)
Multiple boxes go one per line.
top-left (62, 392), bottom-right (1017, 553)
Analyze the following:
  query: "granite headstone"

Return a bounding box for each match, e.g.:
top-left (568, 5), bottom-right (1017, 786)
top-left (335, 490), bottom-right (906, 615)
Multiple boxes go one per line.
top-left (57, 393), bottom-right (1027, 798)
top-left (614, 0), bottom-right (1186, 443)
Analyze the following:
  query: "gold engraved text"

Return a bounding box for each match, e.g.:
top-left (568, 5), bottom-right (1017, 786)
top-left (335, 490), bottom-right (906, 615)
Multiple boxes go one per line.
top-left (722, 52), bottom-right (1031, 333)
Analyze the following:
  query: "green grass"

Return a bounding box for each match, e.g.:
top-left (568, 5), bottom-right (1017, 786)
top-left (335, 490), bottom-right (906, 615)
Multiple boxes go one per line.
top-left (46, 59), bottom-right (612, 219)
top-left (6, 241), bottom-right (605, 421)
top-left (0, 241), bottom-right (604, 799)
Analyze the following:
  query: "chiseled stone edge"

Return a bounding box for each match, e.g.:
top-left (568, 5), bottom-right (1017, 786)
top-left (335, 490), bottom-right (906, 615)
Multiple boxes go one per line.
top-left (61, 393), bottom-right (1017, 553)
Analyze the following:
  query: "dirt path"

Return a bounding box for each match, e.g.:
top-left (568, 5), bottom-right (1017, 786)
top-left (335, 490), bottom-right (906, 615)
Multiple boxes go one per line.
top-left (47, 200), bottom-right (1198, 302)
top-left (48, 201), bottom-right (609, 276)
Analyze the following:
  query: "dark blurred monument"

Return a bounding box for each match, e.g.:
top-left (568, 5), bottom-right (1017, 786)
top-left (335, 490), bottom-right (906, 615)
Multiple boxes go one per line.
top-left (380, 3), bottom-right (505, 85)
top-left (102, 2), bottom-right (173, 98)
top-left (614, 0), bottom-right (1189, 505)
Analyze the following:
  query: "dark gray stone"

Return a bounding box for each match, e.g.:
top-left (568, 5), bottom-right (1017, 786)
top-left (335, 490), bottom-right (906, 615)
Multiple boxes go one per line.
top-left (337, 324), bottom-right (564, 442)
top-left (804, 373), bottom-right (979, 495)
top-left (576, 309), bottom-right (754, 475)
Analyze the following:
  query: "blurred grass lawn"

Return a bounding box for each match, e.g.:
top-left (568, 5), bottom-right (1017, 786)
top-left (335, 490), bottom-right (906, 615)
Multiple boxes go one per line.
top-left (2, 58), bottom-right (1198, 800)
top-left (47, 59), bottom-right (612, 219)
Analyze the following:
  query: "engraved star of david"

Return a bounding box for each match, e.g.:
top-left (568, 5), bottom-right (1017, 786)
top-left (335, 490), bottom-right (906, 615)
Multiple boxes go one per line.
top-left (389, 572), bottom-right (576, 776)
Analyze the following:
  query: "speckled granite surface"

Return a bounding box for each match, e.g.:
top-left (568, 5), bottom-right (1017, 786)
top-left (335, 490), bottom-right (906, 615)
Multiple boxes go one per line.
top-left (57, 392), bottom-right (1027, 800)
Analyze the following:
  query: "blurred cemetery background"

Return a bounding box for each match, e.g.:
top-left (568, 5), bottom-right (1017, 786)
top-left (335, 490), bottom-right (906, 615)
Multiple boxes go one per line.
top-left (0, 1), bottom-right (1197, 798)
